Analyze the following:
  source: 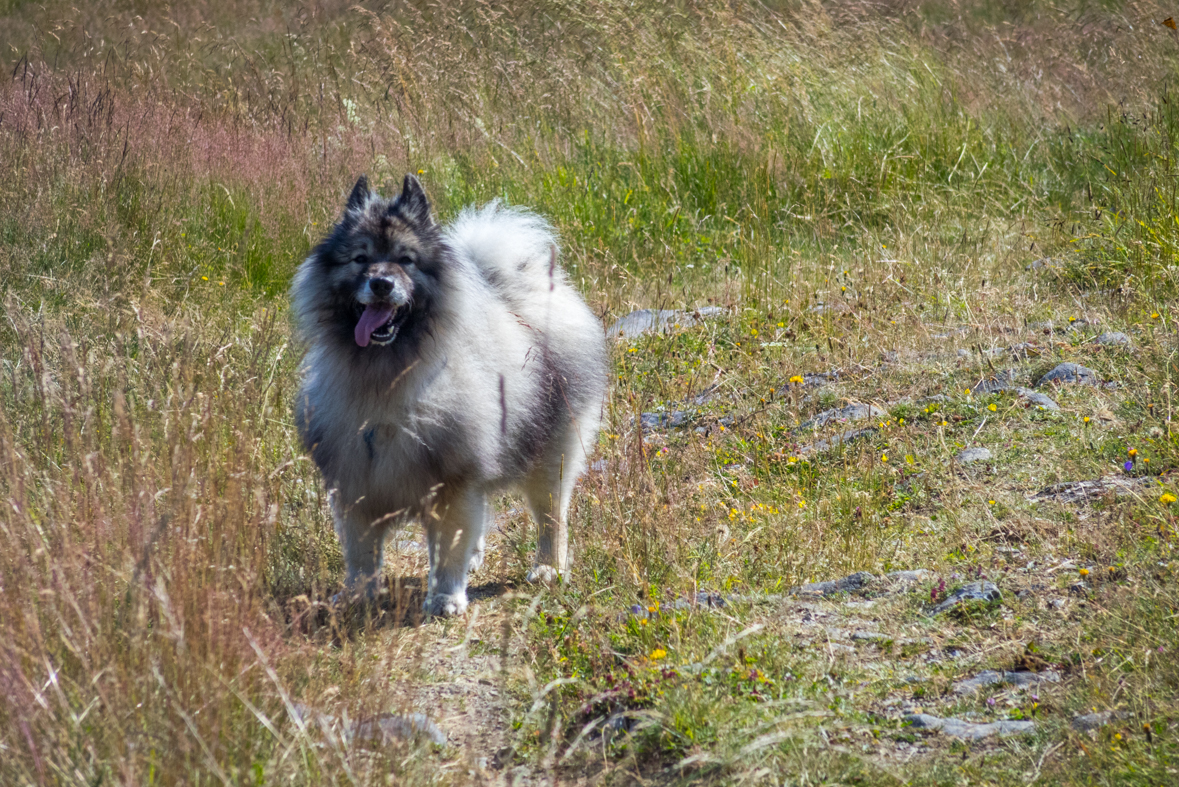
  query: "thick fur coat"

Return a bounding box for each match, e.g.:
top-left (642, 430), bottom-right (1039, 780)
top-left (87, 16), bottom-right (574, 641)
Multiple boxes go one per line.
top-left (292, 175), bottom-right (607, 615)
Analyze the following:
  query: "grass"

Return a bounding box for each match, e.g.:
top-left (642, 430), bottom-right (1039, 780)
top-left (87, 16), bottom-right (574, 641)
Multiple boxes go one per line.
top-left (4, 0), bottom-right (1179, 784)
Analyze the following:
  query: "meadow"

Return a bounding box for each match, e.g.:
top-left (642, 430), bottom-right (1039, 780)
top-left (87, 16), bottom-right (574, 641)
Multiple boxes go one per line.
top-left (4, 0), bottom-right (1179, 783)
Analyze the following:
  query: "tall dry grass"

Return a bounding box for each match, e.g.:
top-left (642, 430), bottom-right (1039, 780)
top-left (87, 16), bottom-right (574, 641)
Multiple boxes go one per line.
top-left (4, 0), bottom-right (1179, 783)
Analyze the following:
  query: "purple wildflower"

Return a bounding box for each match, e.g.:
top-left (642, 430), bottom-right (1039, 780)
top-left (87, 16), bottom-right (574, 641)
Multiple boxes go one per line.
top-left (1124, 461), bottom-right (1134, 473)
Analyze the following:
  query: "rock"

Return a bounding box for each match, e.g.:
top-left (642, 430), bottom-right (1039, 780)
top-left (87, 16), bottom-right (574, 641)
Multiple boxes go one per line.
top-left (851, 631), bottom-right (890, 644)
top-left (1072, 711), bottom-right (1112, 732)
top-left (955, 447), bottom-right (992, 465)
top-left (1014, 387), bottom-right (1060, 411)
top-left (1096, 331), bottom-right (1132, 347)
top-left (886, 569), bottom-right (932, 587)
top-left (353, 713), bottom-right (448, 747)
top-left (905, 713), bottom-right (1035, 740)
top-left (957, 349), bottom-right (972, 358)
top-left (802, 370), bottom-right (841, 388)
top-left (951, 670), bottom-right (1061, 695)
top-left (798, 403), bottom-right (887, 431)
top-left (800, 427), bottom-right (877, 455)
top-left (971, 369), bottom-right (1017, 394)
top-left (290, 704), bottom-right (447, 748)
top-left (1030, 476), bottom-right (1149, 504)
top-left (797, 571), bottom-right (876, 597)
top-left (608, 307), bottom-right (723, 339)
top-left (1027, 257), bottom-right (1062, 270)
top-left (667, 592), bottom-right (728, 611)
top-left (1037, 362), bottom-right (1100, 388)
top-left (931, 581), bottom-right (1001, 615)
top-left (1008, 342), bottom-right (1041, 360)
top-left (639, 410), bottom-right (692, 430)
top-left (918, 395), bottom-right (948, 405)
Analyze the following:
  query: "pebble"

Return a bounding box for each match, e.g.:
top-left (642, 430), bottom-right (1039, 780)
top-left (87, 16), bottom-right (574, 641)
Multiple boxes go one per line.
top-left (1036, 362), bottom-right (1100, 388)
top-left (955, 447), bottom-right (992, 465)
top-left (1072, 711), bottom-right (1113, 732)
top-left (797, 571), bottom-right (876, 597)
top-left (1015, 387), bottom-right (1060, 411)
top-left (290, 704), bottom-right (447, 747)
top-left (1031, 476), bottom-right (1148, 503)
top-left (607, 307), bottom-right (723, 338)
top-left (951, 670), bottom-right (1061, 695)
top-left (639, 410), bottom-right (692, 430)
top-left (798, 403), bottom-right (887, 431)
top-left (905, 713), bottom-right (1035, 740)
top-left (1096, 331), bottom-right (1132, 347)
top-left (800, 427), bottom-right (877, 455)
top-left (971, 369), bottom-right (1017, 394)
top-left (1026, 258), bottom-right (1062, 270)
top-left (930, 581), bottom-right (1001, 615)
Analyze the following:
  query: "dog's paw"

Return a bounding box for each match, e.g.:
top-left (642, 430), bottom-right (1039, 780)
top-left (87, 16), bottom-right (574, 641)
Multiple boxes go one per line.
top-left (423, 592), bottom-right (469, 618)
top-left (525, 564), bottom-right (566, 585)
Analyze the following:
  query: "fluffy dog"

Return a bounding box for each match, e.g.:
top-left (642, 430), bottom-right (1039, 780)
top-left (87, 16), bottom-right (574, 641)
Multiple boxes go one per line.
top-left (292, 174), bottom-right (607, 615)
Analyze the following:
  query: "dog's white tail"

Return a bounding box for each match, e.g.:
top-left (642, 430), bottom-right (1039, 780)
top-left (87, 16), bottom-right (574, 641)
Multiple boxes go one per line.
top-left (445, 201), bottom-right (565, 299)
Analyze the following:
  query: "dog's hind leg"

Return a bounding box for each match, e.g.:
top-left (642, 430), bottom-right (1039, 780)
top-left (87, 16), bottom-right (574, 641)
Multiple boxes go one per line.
top-left (524, 435), bottom-right (587, 585)
top-left (423, 487), bottom-right (488, 617)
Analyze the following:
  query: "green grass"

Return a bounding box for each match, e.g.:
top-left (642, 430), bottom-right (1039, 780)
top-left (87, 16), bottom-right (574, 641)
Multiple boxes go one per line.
top-left (5, 0), bottom-right (1179, 784)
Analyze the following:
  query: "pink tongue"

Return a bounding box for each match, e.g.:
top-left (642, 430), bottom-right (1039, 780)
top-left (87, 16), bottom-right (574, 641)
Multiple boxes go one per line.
top-left (355, 304), bottom-right (395, 347)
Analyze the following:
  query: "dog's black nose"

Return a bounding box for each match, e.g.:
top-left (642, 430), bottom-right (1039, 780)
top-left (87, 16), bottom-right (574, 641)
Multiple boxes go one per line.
top-left (369, 278), bottom-right (394, 298)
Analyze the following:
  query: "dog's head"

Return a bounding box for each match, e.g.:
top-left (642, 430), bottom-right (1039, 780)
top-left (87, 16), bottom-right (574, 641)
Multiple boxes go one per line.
top-left (295, 173), bottom-right (444, 349)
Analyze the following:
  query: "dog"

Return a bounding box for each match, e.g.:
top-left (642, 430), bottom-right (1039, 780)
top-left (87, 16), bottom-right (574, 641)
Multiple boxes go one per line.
top-left (291, 174), bottom-right (607, 616)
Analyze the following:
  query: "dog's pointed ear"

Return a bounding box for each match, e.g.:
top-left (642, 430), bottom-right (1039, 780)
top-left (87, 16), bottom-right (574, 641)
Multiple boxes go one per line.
top-left (398, 173), bottom-right (433, 226)
top-left (346, 175), bottom-right (371, 211)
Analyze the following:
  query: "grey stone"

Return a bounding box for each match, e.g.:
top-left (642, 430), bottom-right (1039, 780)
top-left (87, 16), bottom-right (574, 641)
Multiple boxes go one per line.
top-left (957, 349), bottom-right (972, 358)
top-left (1096, 331), bottom-right (1132, 347)
top-left (608, 307), bottom-right (723, 339)
top-left (1015, 387), bottom-right (1060, 411)
top-left (905, 713), bottom-right (1035, 740)
top-left (955, 447), bottom-right (993, 465)
top-left (851, 631), bottom-right (890, 644)
top-left (667, 592), bottom-right (728, 611)
top-left (952, 670), bottom-right (1061, 695)
top-left (290, 704), bottom-right (448, 748)
top-left (1037, 362), bottom-right (1100, 388)
top-left (886, 569), bottom-right (932, 586)
top-left (800, 427), bottom-right (877, 455)
top-left (1008, 342), bottom-right (1041, 360)
top-left (802, 370), bottom-right (841, 388)
top-left (1071, 711), bottom-right (1112, 732)
top-left (1031, 476), bottom-right (1149, 504)
top-left (798, 403), bottom-right (887, 431)
top-left (918, 395), bottom-right (949, 405)
top-left (797, 571), bottom-right (876, 597)
top-left (352, 713), bottom-right (448, 747)
top-left (971, 369), bottom-right (1017, 394)
top-left (639, 410), bottom-right (692, 430)
top-left (931, 581), bottom-right (1001, 614)
top-left (1027, 257), bottom-right (1062, 271)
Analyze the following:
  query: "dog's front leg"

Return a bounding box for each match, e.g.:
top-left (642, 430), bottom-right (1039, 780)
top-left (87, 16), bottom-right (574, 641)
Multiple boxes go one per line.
top-left (334, 510), bottom-right (390, 603)
top-left (423, 488), bottom-right (487, 616)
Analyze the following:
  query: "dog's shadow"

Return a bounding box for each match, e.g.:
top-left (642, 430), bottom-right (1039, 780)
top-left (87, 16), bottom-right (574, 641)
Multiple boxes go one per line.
top-left (280, 578), bottom-right (513, 640)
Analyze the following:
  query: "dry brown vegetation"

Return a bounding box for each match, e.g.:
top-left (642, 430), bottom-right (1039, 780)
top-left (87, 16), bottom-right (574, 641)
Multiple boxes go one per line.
top-left (4, 1), bottom-right (1179, 784)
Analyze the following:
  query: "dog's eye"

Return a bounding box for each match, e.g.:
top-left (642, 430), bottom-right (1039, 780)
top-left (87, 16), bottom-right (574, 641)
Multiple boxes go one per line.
top-left (397, 255), bottom-right (414, 267)
top-left (352, 254), bottom-right (369, 266)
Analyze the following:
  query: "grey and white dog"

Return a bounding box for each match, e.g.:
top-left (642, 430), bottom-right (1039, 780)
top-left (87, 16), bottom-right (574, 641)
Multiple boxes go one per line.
top-left (292, 174), bottom-right (607, 616)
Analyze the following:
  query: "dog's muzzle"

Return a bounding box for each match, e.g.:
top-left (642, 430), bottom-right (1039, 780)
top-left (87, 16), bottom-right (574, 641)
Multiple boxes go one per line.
top-left (355, 275), bottom-right (411, 347)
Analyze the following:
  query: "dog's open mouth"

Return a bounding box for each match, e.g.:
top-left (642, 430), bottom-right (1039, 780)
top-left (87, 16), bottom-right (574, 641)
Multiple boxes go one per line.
top-left (355, 304), bottom-right (406, 347)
